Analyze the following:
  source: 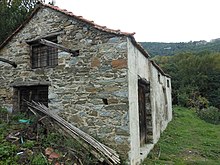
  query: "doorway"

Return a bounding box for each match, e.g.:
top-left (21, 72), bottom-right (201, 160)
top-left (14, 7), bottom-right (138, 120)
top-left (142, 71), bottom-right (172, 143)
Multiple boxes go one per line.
top-left (138, 78), bottom-right (151, 146)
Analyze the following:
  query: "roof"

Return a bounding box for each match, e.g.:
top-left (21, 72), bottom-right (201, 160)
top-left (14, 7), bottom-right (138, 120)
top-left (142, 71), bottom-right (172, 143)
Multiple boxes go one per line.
top-left (150, 60), bottom-right (171, 78)
top-left (43, 3), bottom-right (135, 36)
top-left (0, 2), bottom-right (149, 58)
top-left (0, 2), bottom-right (169, 77)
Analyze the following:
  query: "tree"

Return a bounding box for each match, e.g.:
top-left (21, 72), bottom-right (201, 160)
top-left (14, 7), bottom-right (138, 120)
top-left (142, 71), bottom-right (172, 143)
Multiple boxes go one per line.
top-left (0, 0), bottom-right (55, 44)
top-left (154, 52), bottom-right (220, 109)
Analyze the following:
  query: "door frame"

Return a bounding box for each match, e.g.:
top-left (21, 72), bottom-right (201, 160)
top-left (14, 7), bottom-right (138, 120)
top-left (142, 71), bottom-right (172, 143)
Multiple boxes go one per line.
top-left (138, 78), bottom-right (150, 146)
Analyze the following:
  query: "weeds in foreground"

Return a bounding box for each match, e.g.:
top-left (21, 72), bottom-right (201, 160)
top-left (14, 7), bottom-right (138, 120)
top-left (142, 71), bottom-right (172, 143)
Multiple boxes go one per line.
top-left (0, 106), bottom-right (101, 165)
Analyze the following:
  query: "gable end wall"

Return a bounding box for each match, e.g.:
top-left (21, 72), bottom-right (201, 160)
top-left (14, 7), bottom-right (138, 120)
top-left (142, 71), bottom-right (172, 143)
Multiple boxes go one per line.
top-left (0, 7), bottom-right (131, 159)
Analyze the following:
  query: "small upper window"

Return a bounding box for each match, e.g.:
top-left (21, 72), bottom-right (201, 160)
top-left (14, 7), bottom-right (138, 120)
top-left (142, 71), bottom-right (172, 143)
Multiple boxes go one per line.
top-left (158, 73), bottom-right (161, 84)
top-left (167, 79), bottom-right (170, 88)
top-left (31, 37), bottom-right (58, 69)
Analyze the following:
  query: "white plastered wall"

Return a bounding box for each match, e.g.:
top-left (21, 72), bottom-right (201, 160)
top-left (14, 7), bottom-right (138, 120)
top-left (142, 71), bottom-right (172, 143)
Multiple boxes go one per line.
top-left (127, 38), bottom-right (172, 165)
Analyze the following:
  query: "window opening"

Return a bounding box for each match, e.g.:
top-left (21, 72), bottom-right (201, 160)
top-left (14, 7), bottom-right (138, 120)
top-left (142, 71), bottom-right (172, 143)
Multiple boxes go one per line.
top-left (71, 50), bottom-right (80, 57)
top-left (167, 79), bottom-right (170, 88)
top-left (31, 37), bottom-right (58, 68)
top-left (158, 73), bottom-right (161, 84)
top-left (18, 85), bottom-right (48, 112)
top-left (102, 98), bottom-right (108, 105)
top-left (163, 87), bottom-right (168, 120)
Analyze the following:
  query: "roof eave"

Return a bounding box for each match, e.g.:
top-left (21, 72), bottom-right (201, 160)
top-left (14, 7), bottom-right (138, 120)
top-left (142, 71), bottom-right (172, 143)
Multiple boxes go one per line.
top-left (150, 60), bottom-right (171, 78)
top-left (129, 36), bottom-right (150, 58)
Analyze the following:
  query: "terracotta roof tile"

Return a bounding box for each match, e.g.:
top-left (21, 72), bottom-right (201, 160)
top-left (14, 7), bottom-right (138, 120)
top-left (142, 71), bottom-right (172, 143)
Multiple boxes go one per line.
top-left (150, 60), bottom-right (171, 78)
top-left (0, 2), bottom-right (173, 77)
top-left (43, 3), bottom-right (136, 37)
top-left (0, 2), bottom-right (148, 58)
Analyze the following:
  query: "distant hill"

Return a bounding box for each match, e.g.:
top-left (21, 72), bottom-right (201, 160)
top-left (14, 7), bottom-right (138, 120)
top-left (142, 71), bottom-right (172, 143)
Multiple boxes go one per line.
top-left (139, 38), bottom-right (220, 56)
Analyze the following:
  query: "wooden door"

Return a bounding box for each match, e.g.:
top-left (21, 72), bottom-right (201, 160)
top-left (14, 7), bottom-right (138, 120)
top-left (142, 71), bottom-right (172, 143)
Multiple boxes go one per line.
top-left (138, 81), bottom-right (148, 146)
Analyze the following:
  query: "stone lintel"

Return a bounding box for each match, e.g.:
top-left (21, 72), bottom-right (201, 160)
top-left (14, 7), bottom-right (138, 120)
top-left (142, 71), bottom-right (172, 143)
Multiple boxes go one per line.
top-left (10, 81), bottom-right (51, 87)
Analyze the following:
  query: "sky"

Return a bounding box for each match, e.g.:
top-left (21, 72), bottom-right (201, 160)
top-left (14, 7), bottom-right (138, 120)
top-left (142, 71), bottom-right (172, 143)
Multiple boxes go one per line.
top-left (46, 0), bottom-right (220, 43)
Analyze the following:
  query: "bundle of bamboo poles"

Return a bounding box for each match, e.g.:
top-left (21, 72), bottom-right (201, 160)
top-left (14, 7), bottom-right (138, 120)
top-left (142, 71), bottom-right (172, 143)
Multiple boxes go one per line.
top-left (26, 101), bottom-right (120, 165)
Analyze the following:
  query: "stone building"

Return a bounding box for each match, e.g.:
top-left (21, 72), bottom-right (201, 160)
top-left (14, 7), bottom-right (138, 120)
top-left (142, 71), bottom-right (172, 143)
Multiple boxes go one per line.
top-left (0, 2), bottom-right (172, 164)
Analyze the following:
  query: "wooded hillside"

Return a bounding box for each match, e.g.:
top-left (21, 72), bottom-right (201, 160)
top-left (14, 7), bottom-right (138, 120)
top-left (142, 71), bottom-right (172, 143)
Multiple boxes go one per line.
top-left (140, 39), bottom-right (220, 56)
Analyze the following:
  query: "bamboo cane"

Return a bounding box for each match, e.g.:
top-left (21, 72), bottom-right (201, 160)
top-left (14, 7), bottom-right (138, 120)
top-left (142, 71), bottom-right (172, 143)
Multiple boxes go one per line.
top-left (26, 101), bottom-right (120, 164)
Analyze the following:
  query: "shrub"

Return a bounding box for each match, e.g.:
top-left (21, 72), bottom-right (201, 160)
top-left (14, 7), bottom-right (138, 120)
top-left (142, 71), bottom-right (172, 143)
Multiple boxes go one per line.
top-left (177, 92), bottom-right (209, 109)
top-left (177, 92), bottom-right (189, 107)
top-left (188, 95), bottom-right (209, 109)
top-left (197, 106), bottom-right (220, 124)
top-left (0, 106), bottom-right (8, 123)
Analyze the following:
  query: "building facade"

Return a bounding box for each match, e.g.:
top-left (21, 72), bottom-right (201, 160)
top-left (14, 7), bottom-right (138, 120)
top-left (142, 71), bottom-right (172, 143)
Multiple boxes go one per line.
top-left (0, 3), bottom-right (172, 164)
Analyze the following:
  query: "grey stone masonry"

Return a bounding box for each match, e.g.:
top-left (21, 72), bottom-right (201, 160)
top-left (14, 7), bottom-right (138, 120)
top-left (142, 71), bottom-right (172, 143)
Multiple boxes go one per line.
top-left (0, 7), bottom-right (130, 158)
top-left (0, 4), bottom-right (173, 165)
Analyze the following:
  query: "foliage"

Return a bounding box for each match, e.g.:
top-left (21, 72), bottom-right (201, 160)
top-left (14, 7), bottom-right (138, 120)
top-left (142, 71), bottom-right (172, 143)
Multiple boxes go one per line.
top-left (153, 52), bottom-right (220, 109)
top-left (140, 39), bottom-right (220, 56)
top-left (197, 106), bottom-right (220, 125)
top-left (142, 106), bottom-right (220, 164)
top-left (31, 154), bottom-right (47, 165)
top-left (0, 111), bottom-right (20, 164)
top-left (0, 107), bottom-right (102, 165)
top-left (0, 142), bottom-right (18, 163)
top-left (0, 107), bottom-right (8, 124)
top-left (0, 0), bottom-right (55, 44)
top-left (22, 140), bottom-right (36, 149)
top-left (189, 95), bottom-right (209, 110)
top-left (0, 0), bottom-right (37, 44)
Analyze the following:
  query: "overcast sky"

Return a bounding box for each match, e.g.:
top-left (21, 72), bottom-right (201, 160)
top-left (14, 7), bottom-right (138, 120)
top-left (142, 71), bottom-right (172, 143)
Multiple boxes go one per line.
top-left (46, 0), bottom-right (220, 43)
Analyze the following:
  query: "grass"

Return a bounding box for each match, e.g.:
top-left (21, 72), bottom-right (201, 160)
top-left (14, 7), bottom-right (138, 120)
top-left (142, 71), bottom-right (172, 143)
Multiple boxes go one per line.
top-left (1, 106), bottom-right (220, 164)
top-left (142, 106), bottom-right (220, 165)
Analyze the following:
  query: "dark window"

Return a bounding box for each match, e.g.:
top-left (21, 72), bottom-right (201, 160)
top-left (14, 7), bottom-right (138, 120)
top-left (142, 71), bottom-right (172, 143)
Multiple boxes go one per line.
top-left (31, 38), bottom-right (58, 68)
top-left (167, 79), bottom-right (170, 88)
top-left (158, 73), bottom-right (161, 83)
top-left (163, 87), bottom-right (168, 120)
top-left (19, 85), bottom-right (48, 112)
top-left (102, 98), bottom-right (108, 105)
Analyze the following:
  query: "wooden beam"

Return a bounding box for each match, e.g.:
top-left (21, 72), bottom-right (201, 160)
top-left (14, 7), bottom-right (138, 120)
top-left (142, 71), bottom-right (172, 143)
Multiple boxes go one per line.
top-left (26, 31), bottom-right (64, 43)
top-left (39, 39), bottom-right (79, 56)
top-left (0, 57), bottom-right (17, 68)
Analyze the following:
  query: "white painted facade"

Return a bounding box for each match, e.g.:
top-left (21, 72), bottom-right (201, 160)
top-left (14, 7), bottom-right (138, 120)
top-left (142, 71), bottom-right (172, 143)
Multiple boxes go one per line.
top-left (127, 38), bottom-right (172, 165)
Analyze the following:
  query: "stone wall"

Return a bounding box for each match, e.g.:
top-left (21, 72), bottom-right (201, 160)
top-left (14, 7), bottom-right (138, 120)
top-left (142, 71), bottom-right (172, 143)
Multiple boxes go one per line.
top-left (0, 5), bottom-right (173, 164)
top-left (0, 7), bottom-right (130, 158)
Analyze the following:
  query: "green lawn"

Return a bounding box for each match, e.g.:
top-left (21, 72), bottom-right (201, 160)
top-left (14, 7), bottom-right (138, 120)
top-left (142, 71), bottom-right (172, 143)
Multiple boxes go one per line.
top-left (142, 106), bottom-right (220, 165)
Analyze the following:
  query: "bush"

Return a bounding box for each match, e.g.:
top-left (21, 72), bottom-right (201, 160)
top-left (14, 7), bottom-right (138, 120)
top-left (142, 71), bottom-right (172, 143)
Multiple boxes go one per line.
top-left (197, 106), bottom-right (220, 124)
top-left (188, 95), bottom-right (209, 109)
top-left (177, 92), bottom-right (189, 107)
top-left (0, 107), bottom-right (12, 125)
top-left (177, 92), bottom-right (209, 109)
